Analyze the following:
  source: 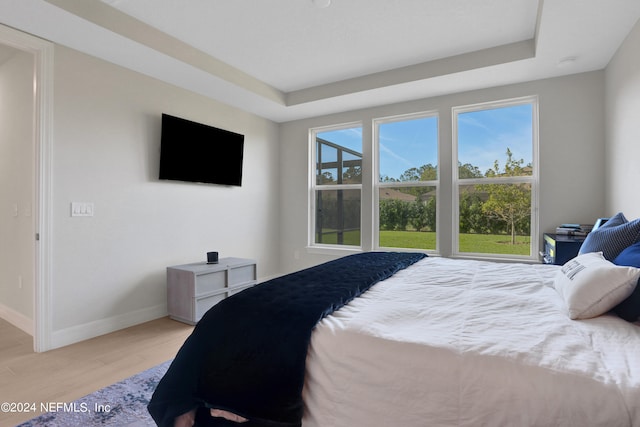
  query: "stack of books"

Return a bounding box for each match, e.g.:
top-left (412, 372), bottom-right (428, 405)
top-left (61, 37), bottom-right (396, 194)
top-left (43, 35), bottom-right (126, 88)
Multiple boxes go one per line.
top-left (555, 223), bottom-right (594, 236)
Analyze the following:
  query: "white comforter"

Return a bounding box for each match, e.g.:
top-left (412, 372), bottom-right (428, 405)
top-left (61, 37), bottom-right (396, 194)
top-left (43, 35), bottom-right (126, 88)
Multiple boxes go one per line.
top-left (302, 257), bottom-right (640, 427)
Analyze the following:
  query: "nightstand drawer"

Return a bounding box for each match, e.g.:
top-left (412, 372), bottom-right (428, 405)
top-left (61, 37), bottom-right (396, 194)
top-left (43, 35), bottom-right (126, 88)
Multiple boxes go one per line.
top-left (196, 271), bottom-right (226, 296)
top-left (229, 265), bottom-right (256, 286)
top-left (195, 293), bottom-right (226, 321)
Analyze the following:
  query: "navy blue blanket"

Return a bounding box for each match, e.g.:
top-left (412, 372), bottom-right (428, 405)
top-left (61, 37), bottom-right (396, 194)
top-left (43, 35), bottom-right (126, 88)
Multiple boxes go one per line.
top-left (148, 251), bottom-right (426, 427)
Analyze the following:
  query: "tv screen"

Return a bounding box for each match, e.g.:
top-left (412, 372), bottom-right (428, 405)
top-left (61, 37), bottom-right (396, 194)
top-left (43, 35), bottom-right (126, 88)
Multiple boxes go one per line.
top-left (159, 114), bottom-right (244, 186)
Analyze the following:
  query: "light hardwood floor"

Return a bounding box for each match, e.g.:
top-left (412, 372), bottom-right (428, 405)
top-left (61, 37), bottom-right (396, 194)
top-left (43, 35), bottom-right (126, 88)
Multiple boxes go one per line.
top-left (0, 317), bottom-right (193, 426)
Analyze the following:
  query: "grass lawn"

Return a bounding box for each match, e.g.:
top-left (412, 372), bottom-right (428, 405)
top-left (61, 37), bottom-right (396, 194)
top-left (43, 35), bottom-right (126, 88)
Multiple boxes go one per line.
top-left (319, 230), bottom-right (531, 256)
top-left (458, 233), bottom-right (530, 255)
top-left (379, 230), bottom-right (531, 255)
top-left (379, 230), bottom-right (436, 250)
top-left (316, 230), bottom-right (361, 246)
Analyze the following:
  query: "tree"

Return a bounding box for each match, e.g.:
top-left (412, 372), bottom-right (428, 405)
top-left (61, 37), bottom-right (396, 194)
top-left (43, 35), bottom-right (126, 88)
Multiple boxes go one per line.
top-left (397, 164), bottom-right (438, 182)
top-left (458, 162), bottom-right (483, 179)
top-left (386, 199), bottom-right (411, 230)
top-left (342, 165), bottom-right (362, 184)
top-left (459, 191), bottom-right (488, 234)
top-left (317, 171), bottom-right (335, 184)
top-left (477, 149), bottom-right (531, 244)
top-left (423, 197), bottom-right (437, 231)
top-left (410, 198), bottom-right (429, 232)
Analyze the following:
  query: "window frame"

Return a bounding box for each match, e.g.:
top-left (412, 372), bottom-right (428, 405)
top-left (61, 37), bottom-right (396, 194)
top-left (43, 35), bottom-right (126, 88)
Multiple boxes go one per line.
top-left (373, 111), bottom-right (440, 252)
top-left (306, 96), bottom-right (540, 262)
top-left (451, 95), bottom-right (540, 261)
top-left (308, 121), bottom-right (364, 250)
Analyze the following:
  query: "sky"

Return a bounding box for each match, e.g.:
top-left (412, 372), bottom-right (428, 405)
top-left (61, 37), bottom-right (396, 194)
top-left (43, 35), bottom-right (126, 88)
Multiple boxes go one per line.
top-left (316, 103), bottom-right (533, 180)
top-left (457, 103), bottom-right (533, 175)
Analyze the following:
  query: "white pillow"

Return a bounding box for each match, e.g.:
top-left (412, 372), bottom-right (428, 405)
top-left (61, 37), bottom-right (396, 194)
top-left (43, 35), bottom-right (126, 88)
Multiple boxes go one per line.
top-left (553, 251), bottom-right (640, 319)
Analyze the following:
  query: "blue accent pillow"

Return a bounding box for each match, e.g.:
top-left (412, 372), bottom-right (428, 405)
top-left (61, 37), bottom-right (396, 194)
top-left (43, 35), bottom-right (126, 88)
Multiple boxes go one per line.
top-left (579, 212), bottom-right (640, 261)
top-left (613, 241), bottom-right (640, 322)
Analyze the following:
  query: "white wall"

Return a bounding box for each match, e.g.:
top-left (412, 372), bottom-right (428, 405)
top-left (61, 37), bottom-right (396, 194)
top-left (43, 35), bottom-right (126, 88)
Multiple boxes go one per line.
top-left (0, 49), bottom-right (34, 333)
top-left (49, 46), bottom-right (281, 347)
top-left (605, 19), bottom-right (640, 219)
top-left (279, 72), bottom-right (606, 274)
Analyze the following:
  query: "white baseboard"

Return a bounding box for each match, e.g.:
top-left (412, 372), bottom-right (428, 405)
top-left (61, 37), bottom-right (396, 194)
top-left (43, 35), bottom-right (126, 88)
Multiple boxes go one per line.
top-left (0, 303), bottom-right (34, 335)
top-left (50, 304), bottom-right (167, 350)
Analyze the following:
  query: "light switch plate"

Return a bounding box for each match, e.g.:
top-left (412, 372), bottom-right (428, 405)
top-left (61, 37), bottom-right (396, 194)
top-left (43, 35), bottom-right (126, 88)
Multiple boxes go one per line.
top-left (71, 202), bottom-right (94, 217)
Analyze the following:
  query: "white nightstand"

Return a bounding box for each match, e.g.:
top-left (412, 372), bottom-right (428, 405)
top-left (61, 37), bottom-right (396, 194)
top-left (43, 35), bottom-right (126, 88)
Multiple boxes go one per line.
top-left (167, 257), bottom-right (257, 324)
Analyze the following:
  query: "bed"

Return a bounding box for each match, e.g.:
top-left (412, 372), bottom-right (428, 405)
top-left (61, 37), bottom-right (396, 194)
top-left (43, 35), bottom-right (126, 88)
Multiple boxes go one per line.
top-left (149, 231), bottom-right (640, 427)
top-left (303, 256), bottom-right (640, 426)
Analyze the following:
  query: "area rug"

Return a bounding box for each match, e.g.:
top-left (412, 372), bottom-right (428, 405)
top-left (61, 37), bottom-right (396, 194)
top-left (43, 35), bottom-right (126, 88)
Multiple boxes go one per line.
top-left (16, 360), bottom-right (171, 427)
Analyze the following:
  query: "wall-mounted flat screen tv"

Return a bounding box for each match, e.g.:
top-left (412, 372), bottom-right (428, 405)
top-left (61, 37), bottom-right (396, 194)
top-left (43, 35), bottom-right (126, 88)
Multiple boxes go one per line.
top-left (159, 113), bottom-right (244, 186)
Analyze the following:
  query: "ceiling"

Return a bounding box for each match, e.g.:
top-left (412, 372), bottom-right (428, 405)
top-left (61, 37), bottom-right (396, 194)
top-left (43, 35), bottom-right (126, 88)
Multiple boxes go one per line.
top-left (0, 0), bottom-right (639, 122)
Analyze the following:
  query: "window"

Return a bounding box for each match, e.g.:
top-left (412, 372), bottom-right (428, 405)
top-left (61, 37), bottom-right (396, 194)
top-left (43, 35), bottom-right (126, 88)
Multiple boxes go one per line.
top-left (307, 96), bottom-right (538, 260)
top-left (310, 124), bottom-right (363, 247)
top-left (375, 113), bottom-right (438, 250)
top-left (453, 97), bottom-right (538, 259)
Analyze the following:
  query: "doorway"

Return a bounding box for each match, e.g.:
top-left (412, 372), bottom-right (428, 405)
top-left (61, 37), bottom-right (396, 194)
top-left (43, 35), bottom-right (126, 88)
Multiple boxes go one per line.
top-left (0, 45), bottom-right (34, 340)
top-left (0, 24), bottom-right (53, 352)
